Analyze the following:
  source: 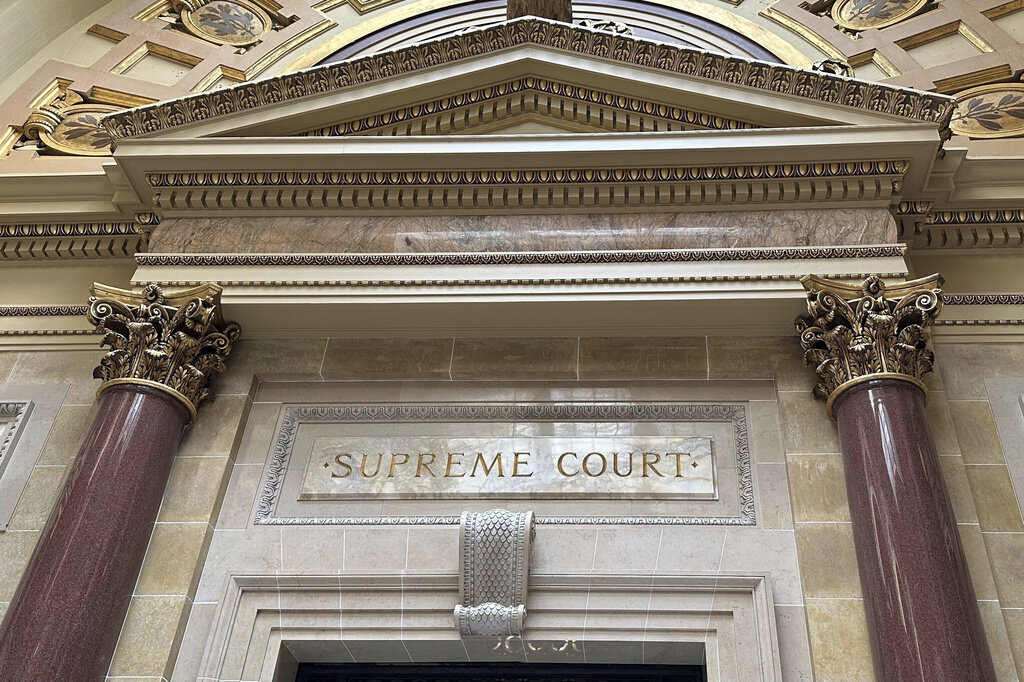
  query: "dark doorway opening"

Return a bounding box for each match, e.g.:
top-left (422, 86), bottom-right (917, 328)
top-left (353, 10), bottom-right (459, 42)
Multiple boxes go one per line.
top-left (295, 662), bottom-right (706, 682)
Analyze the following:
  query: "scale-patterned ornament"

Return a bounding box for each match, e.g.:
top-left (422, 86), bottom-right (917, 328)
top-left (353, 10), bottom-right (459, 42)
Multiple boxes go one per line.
top-left (950, 83), bottom-right (1024, 139)
top-left (179, 0), bottom-right (271, 46)
top-left (831, 0), bottom-right (928, 31)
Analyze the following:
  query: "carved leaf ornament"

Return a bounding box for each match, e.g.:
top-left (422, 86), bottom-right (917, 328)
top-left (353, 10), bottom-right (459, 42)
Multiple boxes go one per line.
top-left (795, 275), bottom-right (942, 415)
top-left (88, 283), bottom-right (240, 417)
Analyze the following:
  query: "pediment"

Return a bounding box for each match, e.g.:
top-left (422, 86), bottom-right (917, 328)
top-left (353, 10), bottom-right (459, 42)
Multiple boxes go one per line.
top-left (102, 17), bottom-right (956, 214)
top-left (104, 17), bottom-right (953, 143)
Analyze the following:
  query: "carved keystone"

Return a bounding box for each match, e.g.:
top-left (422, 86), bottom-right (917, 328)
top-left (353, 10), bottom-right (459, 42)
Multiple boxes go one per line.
top-left (455, 509), bottom-right (534, 637)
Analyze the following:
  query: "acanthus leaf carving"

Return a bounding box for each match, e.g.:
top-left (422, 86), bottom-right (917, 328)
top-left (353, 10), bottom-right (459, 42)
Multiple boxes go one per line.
top-left (795, 274), bottom-right (943, 416)
top-left (88, 282), bottom-right (240, 419)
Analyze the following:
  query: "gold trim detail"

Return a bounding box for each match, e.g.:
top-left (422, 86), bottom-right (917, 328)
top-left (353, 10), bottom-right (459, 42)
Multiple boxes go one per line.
top-left (88, 283), bottom-right (241, 418)
top-left (824, 373), bottom-right (927, 418)
top-left (103, 17), bottom-right (953, 141)
top-left (23, 90), bottom-right (120, 157)
top-left (175, 0), bottom-right (273, 47)
top-left (950, 82), bottom-right (1024, 139)
top-left (831, 0), bottom-right (928, 31)
top-left (795, 274), bottom-right (943, 417)
top-left (98, 378), bottom-right (199, 422)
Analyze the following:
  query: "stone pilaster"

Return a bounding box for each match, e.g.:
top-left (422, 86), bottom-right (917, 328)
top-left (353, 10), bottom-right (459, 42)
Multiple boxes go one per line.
top-left (795, 274), bottom-right (995, 682)
top-left (0, 283), bottom-right (238, 682)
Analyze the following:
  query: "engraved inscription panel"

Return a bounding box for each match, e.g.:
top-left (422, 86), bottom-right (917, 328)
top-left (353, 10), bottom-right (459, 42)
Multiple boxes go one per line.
top-left (301, 434), bottom-right (714, 499)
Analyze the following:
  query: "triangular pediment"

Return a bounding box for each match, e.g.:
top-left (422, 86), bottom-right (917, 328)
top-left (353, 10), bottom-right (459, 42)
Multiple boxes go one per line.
top-left (104, 17), bottom-right (952, 143)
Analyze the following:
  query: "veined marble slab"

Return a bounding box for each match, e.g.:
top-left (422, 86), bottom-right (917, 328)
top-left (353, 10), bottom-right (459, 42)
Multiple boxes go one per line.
top-left (301, 435), bottom-right (715, 499)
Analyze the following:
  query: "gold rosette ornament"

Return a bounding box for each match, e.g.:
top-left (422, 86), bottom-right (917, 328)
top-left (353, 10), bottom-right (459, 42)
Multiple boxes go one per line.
top-left (88, 283), bottom-right (241, 421)
top-left (795, 274), bottom-right (943, 417)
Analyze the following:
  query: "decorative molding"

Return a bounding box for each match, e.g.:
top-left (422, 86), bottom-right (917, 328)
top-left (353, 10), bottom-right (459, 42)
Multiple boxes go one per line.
top-left (0, 330), bottom-right (99, 337)
top-left (0, 222), bottom-right (145, 260)
top-left (254, 402), bottom-right (754, 526)
top-left (921, 209), bottom-right (1024, 249)
top-left (145, 161), bottom-right (912, 190)
top-left (796, 274), bottom-right (943, 417)
top-left (298, 77), bottom-right (759, 137)
top-left (945, 294), bottom-right (1024, 305)
top-left (139, 272), bottom-right (909, 288)
top-left (135, 244), bottom-right (907, 268)
top-left (102, 17), bottom-right (953, 141)
top-left (0, 223), bottom-right (139, 238)
top-left (88, 283), bottom-right (241, 419)
top-left (931, 209), bottom-right (1024, 225)
top-left (23, 89), bottom-right (119, 157)
top-left (0, 402), bottom-right (32, 481)
top-left (934, 319), bottom-right (1024, 326)
top-left (0, 306), bottom-right (89, 317)
top-left (455, 509), bottom-right (533, 637)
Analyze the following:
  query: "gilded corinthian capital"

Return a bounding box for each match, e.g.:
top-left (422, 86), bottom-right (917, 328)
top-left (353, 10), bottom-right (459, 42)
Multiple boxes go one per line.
top-left (88, 283), bottom-right (240, 421)
top-left (795, 274), bottom-right (943, 417)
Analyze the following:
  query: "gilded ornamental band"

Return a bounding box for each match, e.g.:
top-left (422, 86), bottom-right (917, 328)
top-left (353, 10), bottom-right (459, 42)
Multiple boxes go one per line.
top-left (87, 283), bottom-right (241, 421)
top-left (795, 274), bottom-right (943, 418)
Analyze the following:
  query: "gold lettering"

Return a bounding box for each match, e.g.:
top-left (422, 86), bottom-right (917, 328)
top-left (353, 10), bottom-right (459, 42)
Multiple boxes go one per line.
top-left (582, 452), bottom-right (607, 477)
top-left (557, 452), bottom-right (579, 477)
top-left (471, 452), bottom-right (504, 477)
top-left (388, 453), bottom-right (409, 477)
top-left (416, 453), bottom-right (437, 477)
top-left (642, 452), bottom-right (664, 477)
top-left (612, 451), bottom-right (633, 477)
top-left (360, 453), bottom-right (383, 477)
top-left (445, 452), bottom-right (465, 478)
top-left (331, 452), bottom-right (353, 478)
top-left (668, 452), bottom-right (690, 477)
top-left (512, 452), bottom-right (533, 477)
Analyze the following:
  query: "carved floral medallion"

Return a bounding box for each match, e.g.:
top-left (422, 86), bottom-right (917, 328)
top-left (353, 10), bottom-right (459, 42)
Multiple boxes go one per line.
top-left (178, 0), bottom-right (271, 46)
top-left (23, 91), bottom-right (119, 157)
top-left (830, 0), bottom-right (928, 31)
top-left (950, 83), bottom-right (1024, 139)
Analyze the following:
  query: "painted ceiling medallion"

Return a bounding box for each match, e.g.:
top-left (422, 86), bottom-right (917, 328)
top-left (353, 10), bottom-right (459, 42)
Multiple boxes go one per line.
top-left (23, 91), bottom-right (119, 157)
top-left (950, 83), bottom-right (1024, 139)
top-left (175, 0), bottom-right (271, 46)
top-left (831, 0), bottom-right (928, 31)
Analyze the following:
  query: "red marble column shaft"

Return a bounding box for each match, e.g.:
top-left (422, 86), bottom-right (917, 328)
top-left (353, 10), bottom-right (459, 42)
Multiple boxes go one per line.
top-left (833, 378), bottom-right (996, 681)
top-left (0, 384), bottom-right (190, 682)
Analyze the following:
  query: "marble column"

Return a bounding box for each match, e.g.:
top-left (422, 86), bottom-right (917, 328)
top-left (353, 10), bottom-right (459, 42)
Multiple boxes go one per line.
top-left (795, 274), bottom-right (995, 682)
top-left (0, 283), bottom-right (239, 682)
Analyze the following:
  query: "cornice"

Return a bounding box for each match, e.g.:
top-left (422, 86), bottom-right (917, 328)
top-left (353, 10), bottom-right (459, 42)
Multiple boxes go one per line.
top-left (944, 294), bottom-right (1024, 305)
top-left (0, 223), bottom-right (138, 238)
top-left (102, 17), bottom-right (954, 141)
top-left (135, 245), bottom-right (907, 268)
top-left (0, 222), bottom-right (146, 260)
top-left (0, 306), bottom-right (89, 317)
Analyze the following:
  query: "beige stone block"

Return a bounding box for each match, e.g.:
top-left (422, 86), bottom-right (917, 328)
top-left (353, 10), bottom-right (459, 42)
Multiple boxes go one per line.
top-left (795, 523), bottom-right (862, 599)
top-left (196, 528), bottom-right (281, 602)
top-left (934, 343), bottom-right (1024, 400)
top-left (532, 526), bottom-right (598, 573)
top-left (778, 392), bottom-right (840, 454)
top-left (577, 337), bottom-right (706, 380)
top-left (215, 462), bottom-right (263, 529)
top-left (0, 352), bottom-right (18, 384)
top-left (965, 465), bottom-right (1024, 531)
top-left (136, 523), bottom-right (210, 596)
top-left (158, 456), bottom-right (231, 523)
top-left (282, 526), bottom-right (346, 573)
top-left (984, 532), bottom-right (1024, 608)
top-left (977, 600), bottom-right (1019, 682)
top-left (707, 336), bottom-right (814, 392)
top-left (7, 350), bottom-right (104, 404)
top-left (1002, 608), bottom-right (1024, 681)
top-left (450, 337), bottom-right (577, 380)
top-left (938, 456), bottom-right (979, 524)
top-left (8, 465), bottom-right (65, 531)
top-left (719, 529), bottom-right (803, 604)
top-left (957, 523), bottom-right (999, 601)
top-left (407, 527), bottom-right (459, 573)
top-left (108, 595), bottom-right (190, 678)
top-left (786, 454), bottom-right (850, 523)
top-left (774, 604), bottom-right (814, 682)
top-left (925, 392), bottom-right (960, 456)
top-left (805, 599), bottom-right (873, 681)
top-left (0, 602), bottom-right (7, 624)
top-left (35, 404), bottom-right (93, 466)
top-left (214, 337), bottom-right (327, 395)
top-left (0, 531), bottom-right (38, 600)
top-left (179, 394), bottom-right (249, 458)
top-left (757, 462), bottom-right (794, 530)
top-left (592, 527), bottom-right (662, 573)
top-left (748, 400), bottom-right (785, 463)
top-left (344, 527), bottom-right (407, 571)
top-left (234, 401), bottom-right (281, 465)
top-left (949, 401), bottom-right (1006, 464)
top-left (321, 337), bottom-right (454, 379)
